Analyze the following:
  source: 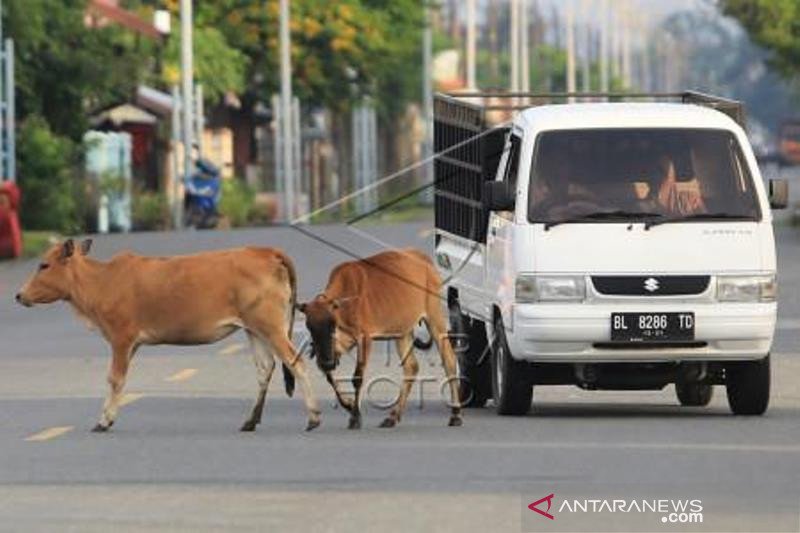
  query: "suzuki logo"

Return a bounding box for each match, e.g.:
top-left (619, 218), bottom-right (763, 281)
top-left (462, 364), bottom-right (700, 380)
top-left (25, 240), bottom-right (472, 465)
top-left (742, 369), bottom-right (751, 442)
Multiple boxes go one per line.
top-left (644, 277), bottom-right (660, 293)
top-left (528, 493), bottom-right (555, 520)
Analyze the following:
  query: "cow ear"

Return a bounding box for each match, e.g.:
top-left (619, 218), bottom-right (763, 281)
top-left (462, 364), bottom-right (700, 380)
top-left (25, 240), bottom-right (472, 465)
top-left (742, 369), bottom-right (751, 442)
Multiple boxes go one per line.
top-left (80, 238), bottom-right (93, 256)
top-left (60, 239), bottom-right (75, 261)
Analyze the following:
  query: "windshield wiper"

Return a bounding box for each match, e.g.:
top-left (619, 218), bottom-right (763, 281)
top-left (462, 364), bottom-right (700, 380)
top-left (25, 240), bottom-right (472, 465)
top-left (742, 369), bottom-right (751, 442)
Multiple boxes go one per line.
top-left (644, 212), bottom-right (753, 230)
top-left (544, 211), bottom-right (664, 231)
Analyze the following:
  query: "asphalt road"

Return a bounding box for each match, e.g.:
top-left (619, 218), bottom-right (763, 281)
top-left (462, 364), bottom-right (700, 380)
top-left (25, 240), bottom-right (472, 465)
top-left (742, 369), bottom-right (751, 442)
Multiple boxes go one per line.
top-left (1, 221), bottom-right (800, 532)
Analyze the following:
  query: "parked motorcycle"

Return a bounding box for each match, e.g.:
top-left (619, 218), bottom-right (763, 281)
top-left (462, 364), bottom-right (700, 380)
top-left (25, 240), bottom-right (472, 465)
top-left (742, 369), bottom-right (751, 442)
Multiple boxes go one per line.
top-left (183, 158), bottom-right (221, 229)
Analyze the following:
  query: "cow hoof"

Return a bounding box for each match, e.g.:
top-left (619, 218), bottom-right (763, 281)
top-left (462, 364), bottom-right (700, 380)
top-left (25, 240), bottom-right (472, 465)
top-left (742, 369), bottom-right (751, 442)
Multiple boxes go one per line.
top-left (379, 417), bottom-right (396, 428)
top-left (347, 417), bottom-right (361, 430)
top-left (240, 421), bottom-right (257, 432)
top-left (305, 419), bottom-right (321, 432)
top-left (448, 416), bottom-right (463, 427)
top-left (91, 423), bottom-right (109, 433)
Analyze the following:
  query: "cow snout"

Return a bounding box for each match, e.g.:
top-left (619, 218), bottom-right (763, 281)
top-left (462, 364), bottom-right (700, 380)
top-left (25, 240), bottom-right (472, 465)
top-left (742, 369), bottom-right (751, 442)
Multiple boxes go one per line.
top-left (15, 293), bottom-right (31, 307)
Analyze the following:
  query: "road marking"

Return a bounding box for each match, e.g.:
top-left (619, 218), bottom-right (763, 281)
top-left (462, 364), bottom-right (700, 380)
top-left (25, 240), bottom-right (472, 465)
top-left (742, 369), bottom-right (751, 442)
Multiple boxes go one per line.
top-left (218, 343), bottom-right (245, 356)
top-left (25, 426), bottom-right (74, 442)
top-left (118, 393), bottom-right (144, 406)
top-left (165, 368), bottom-right (198, 382)
top-left (777, 319), bottom-right (800, 331)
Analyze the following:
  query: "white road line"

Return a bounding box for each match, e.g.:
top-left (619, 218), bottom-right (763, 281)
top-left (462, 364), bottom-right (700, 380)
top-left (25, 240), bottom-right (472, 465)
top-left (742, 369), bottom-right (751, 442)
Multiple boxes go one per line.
top-left (164, 368), bottom-right (198, 382)
top-left (118, 393), bottom-right (144, 407)
top-left (25, 426), bottom-right (74, 442)
top-left (218, 343), bottom-right (245, 356)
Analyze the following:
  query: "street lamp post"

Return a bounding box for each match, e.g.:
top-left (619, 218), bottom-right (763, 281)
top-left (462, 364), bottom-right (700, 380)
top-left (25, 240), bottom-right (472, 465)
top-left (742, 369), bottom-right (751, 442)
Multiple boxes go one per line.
top-left (279, 0), bottom-right (294, 221)
top-left (179, 0), bottom-right (194, 228)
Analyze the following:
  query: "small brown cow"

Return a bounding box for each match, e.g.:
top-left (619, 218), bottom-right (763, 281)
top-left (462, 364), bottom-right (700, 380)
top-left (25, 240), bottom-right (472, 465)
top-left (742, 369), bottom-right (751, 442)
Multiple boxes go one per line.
top-left (15, 239), bottom-right (321, 432)
top-left (298, 248), bottom-right (461, 429)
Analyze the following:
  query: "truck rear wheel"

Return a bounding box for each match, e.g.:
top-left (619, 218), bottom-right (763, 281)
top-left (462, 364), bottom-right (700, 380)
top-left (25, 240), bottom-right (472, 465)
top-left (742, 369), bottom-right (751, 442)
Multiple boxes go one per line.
top-left (675, 382), bottom-right (713, 407)
top-left (491, 315), bottom-right (532, 415)
top-left (449, 304), bottom-right (491, 408)
top-left (725, 354), bottom-right (770, 415)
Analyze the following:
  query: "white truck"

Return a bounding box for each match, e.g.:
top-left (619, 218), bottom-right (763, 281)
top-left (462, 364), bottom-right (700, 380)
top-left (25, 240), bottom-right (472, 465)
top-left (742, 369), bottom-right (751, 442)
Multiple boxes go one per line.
top-left (433, 92), bottom-right (788, 416)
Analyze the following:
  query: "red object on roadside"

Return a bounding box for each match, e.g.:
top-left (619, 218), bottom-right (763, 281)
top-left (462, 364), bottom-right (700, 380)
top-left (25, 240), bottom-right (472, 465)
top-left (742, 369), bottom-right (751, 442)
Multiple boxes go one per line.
top-left (0, 182), bottom-right (22, 259)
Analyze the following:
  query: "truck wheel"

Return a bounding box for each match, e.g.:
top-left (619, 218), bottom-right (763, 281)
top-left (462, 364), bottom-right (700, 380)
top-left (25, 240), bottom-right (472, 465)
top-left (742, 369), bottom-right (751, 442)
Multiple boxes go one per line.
top-left (675, 382), bottom-right (713, 407)
top-left (490, 314), bottom-right (532, 415)
top-left (449, 305), bottom-right (491, 408)
top-left (725, 354), bottom-right (770, 415)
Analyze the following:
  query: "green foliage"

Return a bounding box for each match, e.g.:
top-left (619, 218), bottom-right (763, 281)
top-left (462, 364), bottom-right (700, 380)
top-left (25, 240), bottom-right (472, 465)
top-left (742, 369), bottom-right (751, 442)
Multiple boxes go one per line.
top-left (219, 178), bottom-right (255, 227)
top-left (162, 26), bottom-right (249, 102)
top-left (17, 117), bottom-right (80, 233)
top-left (6, 0), bottom-right (151, 141)
top-left (721, 1), bottom-right (800, 76)
top-left (132, 190), bottom-right (170, 231)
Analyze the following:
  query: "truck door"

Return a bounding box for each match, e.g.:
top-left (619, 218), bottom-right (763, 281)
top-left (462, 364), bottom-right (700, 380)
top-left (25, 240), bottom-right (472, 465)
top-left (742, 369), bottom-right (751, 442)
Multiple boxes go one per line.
top-left (485, 131), bottom-right (522, 310)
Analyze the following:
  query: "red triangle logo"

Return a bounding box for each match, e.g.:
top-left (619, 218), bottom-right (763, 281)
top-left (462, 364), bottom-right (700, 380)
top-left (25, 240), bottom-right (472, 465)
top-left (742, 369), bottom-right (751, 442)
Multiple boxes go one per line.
top-left (528, 493), bottom-right (555, 520)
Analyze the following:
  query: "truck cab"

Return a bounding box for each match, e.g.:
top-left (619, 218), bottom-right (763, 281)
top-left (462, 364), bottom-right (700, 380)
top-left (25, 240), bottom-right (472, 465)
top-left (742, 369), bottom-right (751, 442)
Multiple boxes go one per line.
top-left (433, 92), bottom-right (788, 416)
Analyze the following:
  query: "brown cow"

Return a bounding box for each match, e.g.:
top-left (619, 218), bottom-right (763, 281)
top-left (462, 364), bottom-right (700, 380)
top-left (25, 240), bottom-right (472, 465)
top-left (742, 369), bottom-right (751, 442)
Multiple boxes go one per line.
top-left (15, 239), bottom-right (321, 433)
top-left (298, 249), bottom-right (461, 429)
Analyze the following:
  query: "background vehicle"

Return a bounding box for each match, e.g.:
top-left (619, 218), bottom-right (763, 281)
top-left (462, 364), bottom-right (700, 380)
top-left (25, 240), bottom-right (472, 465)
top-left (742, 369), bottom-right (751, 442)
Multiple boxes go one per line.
top-left (434, 91), bottom-right (788, 415)
top-left (184, 158), bottom-right (221, 230)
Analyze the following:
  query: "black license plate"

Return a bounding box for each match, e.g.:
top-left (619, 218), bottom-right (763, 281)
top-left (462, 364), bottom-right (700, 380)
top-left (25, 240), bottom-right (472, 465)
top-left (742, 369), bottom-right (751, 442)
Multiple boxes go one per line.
top-left (611, 312), bottom-right (695, 342)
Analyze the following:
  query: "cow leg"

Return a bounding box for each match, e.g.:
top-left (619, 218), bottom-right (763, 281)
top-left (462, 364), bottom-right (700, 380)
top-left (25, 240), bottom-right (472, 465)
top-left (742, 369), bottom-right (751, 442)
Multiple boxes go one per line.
top-left (241, 332), bottom-right (276, 432)
top-left (348, 336), bottom-right (371, 430)
top-left (247, 328), bottom-right (318, 432)
top-left (93, 340), bottom-right (137, 432)
top-left (325, 372), bottom-right (355, 412)
top-left (380, 334), bottom-right (419, 428)
top-left (429, 310), bottom-right (463, 427)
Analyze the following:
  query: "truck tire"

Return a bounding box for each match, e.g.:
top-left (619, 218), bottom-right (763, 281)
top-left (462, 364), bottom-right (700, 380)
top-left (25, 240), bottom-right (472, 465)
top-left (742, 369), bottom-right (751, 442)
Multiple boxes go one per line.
top-left (725, 354), bottom-right (770, 415)
top-left (449, 304), bottom-right (491, 408)
top-left (675, 382), bottom-right (713, 407)
top-left (490, 314), bottom-right (532, 415)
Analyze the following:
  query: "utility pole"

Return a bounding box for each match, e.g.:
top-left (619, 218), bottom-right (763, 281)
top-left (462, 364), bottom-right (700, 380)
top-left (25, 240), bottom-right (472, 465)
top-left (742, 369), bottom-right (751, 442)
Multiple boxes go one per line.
top-left (279, 0), bottom-right (295, 220)
top-left (520, 0), bottom-right (530, 94)
top-left (465, 0), bottom-right (477, 90)
top-left (0, 0), bottom-right (15, 183)
top-left (179, 0), bottom-right (193, 228)
top-left (565, 2), bottom-right (576, 102)
top-left (422, 2), bottom-right (433, 189)
top-left (580, 3), bottom-right (591, 93)
top-left (621, 0), bottom-right (632, 89)
top-left (599, 0), bottom-right (609, 93)
top-left (510, 0), bottom-right (519, 94)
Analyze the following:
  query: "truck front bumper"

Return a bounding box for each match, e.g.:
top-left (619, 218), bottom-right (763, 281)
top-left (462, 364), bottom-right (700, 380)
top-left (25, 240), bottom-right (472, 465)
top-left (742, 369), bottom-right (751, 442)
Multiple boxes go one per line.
top-left (506, 302), bottom-right (776, 363)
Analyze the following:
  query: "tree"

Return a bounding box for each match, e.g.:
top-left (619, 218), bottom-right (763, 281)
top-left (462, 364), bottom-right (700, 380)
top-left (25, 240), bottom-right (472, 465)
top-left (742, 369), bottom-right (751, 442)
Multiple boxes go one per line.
top-left (721, 0), bottom-right (800, 77)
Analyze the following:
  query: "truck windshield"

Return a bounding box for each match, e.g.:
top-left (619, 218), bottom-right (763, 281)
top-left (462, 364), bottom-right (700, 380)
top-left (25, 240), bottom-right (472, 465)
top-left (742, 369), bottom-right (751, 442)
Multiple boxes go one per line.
top-left (528, 128), bottom-right (761, 226)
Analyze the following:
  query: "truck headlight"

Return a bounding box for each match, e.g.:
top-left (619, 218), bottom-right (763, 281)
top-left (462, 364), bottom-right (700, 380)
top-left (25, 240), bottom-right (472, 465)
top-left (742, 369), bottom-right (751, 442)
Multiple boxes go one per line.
top-left (516, 275), bottom-right (586, 303)
top-left (717, 275), bottom-right (777, 302)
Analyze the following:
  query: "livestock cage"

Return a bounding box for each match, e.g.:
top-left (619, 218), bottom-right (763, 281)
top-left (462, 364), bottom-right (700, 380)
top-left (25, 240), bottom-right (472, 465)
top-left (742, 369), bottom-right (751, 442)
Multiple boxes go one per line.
top-left (432, 90), bottom-right (746, 245)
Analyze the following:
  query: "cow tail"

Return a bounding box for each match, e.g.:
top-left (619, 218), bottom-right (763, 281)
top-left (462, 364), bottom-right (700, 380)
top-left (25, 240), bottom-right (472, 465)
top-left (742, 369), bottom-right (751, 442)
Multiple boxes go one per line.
top-left (280, 251), bottom-right (297, 398)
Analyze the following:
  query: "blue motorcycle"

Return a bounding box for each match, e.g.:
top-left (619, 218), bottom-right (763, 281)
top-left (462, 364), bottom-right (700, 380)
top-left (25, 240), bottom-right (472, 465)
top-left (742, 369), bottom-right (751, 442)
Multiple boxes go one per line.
top-left (184, 158), bottom-right (221, 229)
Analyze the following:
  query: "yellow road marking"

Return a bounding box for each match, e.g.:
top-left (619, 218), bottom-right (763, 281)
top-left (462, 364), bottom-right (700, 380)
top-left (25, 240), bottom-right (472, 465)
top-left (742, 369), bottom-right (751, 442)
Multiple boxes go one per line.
top-left (25, 426), bottom-right (74, 442)
top-left (165, 368), bottom-right (198, 382)
top-left (218, 343), bottom-right (245, 356)
top-left (119, 393), bottom-right (144, 406)
top-left (417, 228), bottom-right (433, 238)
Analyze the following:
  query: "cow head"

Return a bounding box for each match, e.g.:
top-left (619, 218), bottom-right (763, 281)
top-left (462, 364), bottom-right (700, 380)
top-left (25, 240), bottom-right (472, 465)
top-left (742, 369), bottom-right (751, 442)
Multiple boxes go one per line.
top-left (15, 239), bottom-right (93, 307)
top-left (297, 295), bottom-right (355, 372)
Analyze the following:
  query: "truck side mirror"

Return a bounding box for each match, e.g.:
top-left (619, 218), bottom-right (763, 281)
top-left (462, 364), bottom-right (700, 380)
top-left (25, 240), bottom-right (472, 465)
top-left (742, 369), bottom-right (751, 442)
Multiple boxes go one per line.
top-left (484, 181), bottom-right (515, 212)
top-left (769, 179), bottom-right (789, 210)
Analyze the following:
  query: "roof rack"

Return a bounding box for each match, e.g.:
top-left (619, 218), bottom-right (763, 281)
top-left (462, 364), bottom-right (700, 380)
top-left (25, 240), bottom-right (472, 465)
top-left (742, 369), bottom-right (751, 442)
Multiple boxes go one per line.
top-left (437, 90), bottom-right (746, 128)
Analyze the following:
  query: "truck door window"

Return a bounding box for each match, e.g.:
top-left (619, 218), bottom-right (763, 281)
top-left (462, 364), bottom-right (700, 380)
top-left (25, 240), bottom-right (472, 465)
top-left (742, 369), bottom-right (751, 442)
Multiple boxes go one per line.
top-left (503, 134), bottom-right (522, 191)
